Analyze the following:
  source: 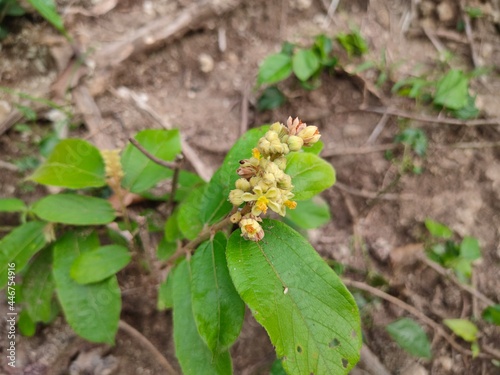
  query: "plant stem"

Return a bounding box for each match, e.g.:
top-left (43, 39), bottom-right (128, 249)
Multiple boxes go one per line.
top-left (129, 137), bottom-right (179, 169)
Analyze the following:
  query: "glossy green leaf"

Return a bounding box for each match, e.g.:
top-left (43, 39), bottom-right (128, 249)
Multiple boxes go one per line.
top-left (177, 185), bottom-right (205, 240)
top-left (200, 126), bottom-right (268, 224)
top-left (21, 247), bottom-right (55, 323)
top-left (121, 129), bottom-right (180, 193)
top-left (386, 318), bottom-right (432, 359)
top-left (26, 0), bottom-right (68, 37)
top-left (425, 219), bottom-right (452, 239)
top-left (482, 305), bottom-right (500, 326)
top-left (443, 319), bottom-right (478, 342)
top-left (0, 221), bottom-right (48, 288)
top-left (0, 198), bottom-right (26, 212)
top-left (257, 53), bottom-right (293, 85)
top-left (460, 236), bottom-right (481, 261)
top-left (32, 194), bottom-right (115, 225)
top-left (70, 245), bottom-right (131, 284)
top-left (53, 231), bottom-right (121, 344)
top-left (285, 152), bottom-right (336, 200)
top-left (191, 233), bottom-right (244, 354)
top-left (158, 271), bottom-right (174, 310)
top-left (286, 196), bottom-right (331, 229)
top-left (172, 260), bottom-right (232, 375)
top-left (434, 70), bottom-right (469, 110)
top-left (29, 139), bottom-right (106, 189)
top-left (293, 49), bottom-right (320, 81)
top-left (226, 220), bottom-right (361, 374)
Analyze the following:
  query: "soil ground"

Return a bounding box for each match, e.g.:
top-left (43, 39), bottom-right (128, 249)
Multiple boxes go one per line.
top-left (1, 0), bottom-right (500, 374)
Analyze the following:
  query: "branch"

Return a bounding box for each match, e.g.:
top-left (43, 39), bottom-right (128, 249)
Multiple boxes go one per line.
top-left (118, 320), bottom-right (179, 374)
top-left (342, 278), bottom-right (498, 360)
top-left (129, 137), bottom-right (178, 169)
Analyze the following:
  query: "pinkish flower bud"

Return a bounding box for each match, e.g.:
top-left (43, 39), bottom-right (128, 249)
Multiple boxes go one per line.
top-left (286, 116), bottom-right (307, 135)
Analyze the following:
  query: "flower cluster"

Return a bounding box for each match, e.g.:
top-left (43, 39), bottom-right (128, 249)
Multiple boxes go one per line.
top-left (101, 149), bottom-right (124, 192)
top-left (229, 117), bottom-right (321, 241)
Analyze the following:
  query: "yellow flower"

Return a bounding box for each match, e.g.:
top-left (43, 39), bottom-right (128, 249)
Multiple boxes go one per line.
top-left (242, 186), bottom-right (281, 216)
top-left (239, 217), bottom-right (264, 241)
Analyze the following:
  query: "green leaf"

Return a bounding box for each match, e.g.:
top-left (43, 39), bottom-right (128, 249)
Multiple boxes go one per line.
top-left (257, 53), bottom-right (293, 85)
top-left (21, 247), bottom-right (55, 323)
top-left (314, 35), bottom-right (333, 62)
top-left (26, 0), bottom-right (68, 37)
top-left (191, 233), bottom-right (244, 354)
top-left (32, 194), bottom-right (116, 225)
top-left (286, 196), bottom-right (331, 229)
top-left (177, 185), bottom-right (205, 240)
top-left (270, 359), bottom-right (287, 375)
top-left (386, 318), bottom-right (432, 359)
top-left (443, 319), bottom-right (478, 342)
top-left (303, 140), bottom-right (324, 155)
top-left (450, 94), bottom-right (479, 119)
top-left (29, 139), bottom-right (106, 189)
top-left (395, 128), bottom-right (428, 156)
top-left (425, 219), bottom-right (452, 239)
top-left (482, 305), bottom-right (500, 326)
top-left (285, 152), bottom-right (336, 200)
top-left (226, 220), bottom-right (362, 375)
top-left (70, 245), bottom-right (131, 284)
top-left (452, 257), bottom-right (473, 281)
top-left (4, 0), bottom-right (26, 16)
top-left (292, 49), bottom-right (320, 82)
top-left (157, 237), bottom-right (177, 261)
top-left (0, 221), bottom-right (48, 288)
top-left (434, 70), bottom-right (469, 110)
top-left (460, 236), bottom-right (481, 261)
top-left (172, 260), bottom-right (233, 375)
top-left (158, 271), bottom-right (174, 310)
top-left (0, 198), bottom-right (26, 212)
top-left (176, 171), bottom-right (205, 201)
top-left (258, 86), bottom-right (286, 111)
top-left (121, 129), bottom-right (180, 193)
top-left (336, 30), bottom-right (368, 56)
top-left (200, 126), bottom-right (268, 224)
top-left (18, 310), bottom-right (36, 337)
top-left (53, 231), bottom-right (121, 344)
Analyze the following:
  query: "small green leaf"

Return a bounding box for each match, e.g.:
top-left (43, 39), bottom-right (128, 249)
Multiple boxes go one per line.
top-left (29, 139), bottom-right (106, 189)
top-left (70, 245), bottom-right (131, 284)
top-left (26, 0), bottom-right (68, 37)
top-left (257, 53), bottom-right (293, 85)
top-left (172, 260), bottom-right (233, 375)
top-left (285, 152), bottom-right (336, 200)
top-left (482, 305), bottom-right (500, 326)
top-left (443, 319), bottom-right (478, 342)
top-left (450, 94), bottom-right (479, 119)
top-left (53, 231), bottom-right (121, 344)
top-left (386, 318), bottom-right (432, 359)
top-left (293, 49), bottom-right (320, 82)
top-left (226, 220), bottom-right (361, 375)
top-left (336, 30), bottom-right (368, 56)
top-left (425, 219), bottom-right (453, 239)
top-left (191, 233), bottom-right (244, 354)
top-left (200, 126), bottom-right (269, 224)
top-left (460, 236), bottom-right (481, 261)
top-left (121, 129), bottom-right (180, 193)
top-left (21, 247), bottom-right (55, 323)
top-left (0, 221), bottom-right (48, 288)
top-left (177, 185), bottom-right (205, 240)
top-left (434, 70), bottom-right (469, 110)
top-left (158, 271), bottom-right (174, 310)
top-left (314, 35), bottom-right (333, 62)
top-left (18, 310), bottom-right (36, 337)
top-left (258, 86), bottom-right (286, 111)
top-left (395, 128), bottom-right (428, 156)
top-left (32, 194), bottom-right (116, 225)
top-left (0, 198), bottom-right (26, 213)
top-left (286, 196), bottom-right (331, 229)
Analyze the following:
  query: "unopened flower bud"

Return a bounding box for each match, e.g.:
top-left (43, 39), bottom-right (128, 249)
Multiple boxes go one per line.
top-left (237, 166), bottom-right (257, 179)
top-left (277, 174), bottom-right (292, 190)
top-left (298, 126), bottom-right (321, 146)
top-left (258, 138), bottom-right (271, 154)
top-left (235, 178), bottom-right (251, 191)
top-left (287, 116), bottom-right (307, 135)
top-left (274, 157), bottom-right (287, 170)
top-left (287, 135), bottom-right (304, 151)
top-left (265, 131), bottom-right (279, 142)
top-left (239, 218), bottom-right (265, 241)
top-left (270, 122), bottom-right (285, 134)
top-left (229, 189), bottom-right (245, 205)
top-left (262, 172), bottom-right (276, 185)
top-left (230, 211), bottom-right (242, 223)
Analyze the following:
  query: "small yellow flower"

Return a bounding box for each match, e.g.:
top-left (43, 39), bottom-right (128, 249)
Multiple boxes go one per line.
top-left (252, 148), bottom-right (261, 159)
top-left (298, 125), bottom-right (321, 146)
top-left (239, 217), bottom-right (264, 241)
top-left (284, 200), bottom-right (297, 209)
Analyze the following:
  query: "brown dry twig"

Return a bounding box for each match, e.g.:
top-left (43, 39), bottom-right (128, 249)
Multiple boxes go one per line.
top-left (342, 278), bottom-right (498, 360)
top-left (129, 137), bottom-right (179, 169)
top-left (118, 320), bottom-right (178, 375)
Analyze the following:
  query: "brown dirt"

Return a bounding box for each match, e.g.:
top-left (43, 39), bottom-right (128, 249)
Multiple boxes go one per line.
top-left (1, 0), bottom-right (500, 374)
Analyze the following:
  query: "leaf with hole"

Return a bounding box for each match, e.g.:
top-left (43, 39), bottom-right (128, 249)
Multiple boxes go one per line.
top-left (226, 219), bottom-right (361, 375)
top-left (386, 318), bottom-right (432, 359)
top-left (32, 194), bottom-right (116, 225)
top-left (29, 139), bottom-right (106, 189)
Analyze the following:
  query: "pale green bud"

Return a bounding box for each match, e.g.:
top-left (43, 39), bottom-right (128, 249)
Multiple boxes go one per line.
top-left (229, 189), bottom-right (245, 205)
top-left (270, 122), bottom-right (284, 133)
top-left (277, 174), bottom-right (292, 190)
top-left (274, 157), bottom-right (287, 170)
top-left (287, 135), bottom-right (304, 151)
top-left (258, 138), bottom-right (271, 154)
top-left (235, 178), bottom-right (251, 191)
top-left (262, 173), bottom-right (276, 185)
top-left (265, 131), bottom-right (279, 142)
